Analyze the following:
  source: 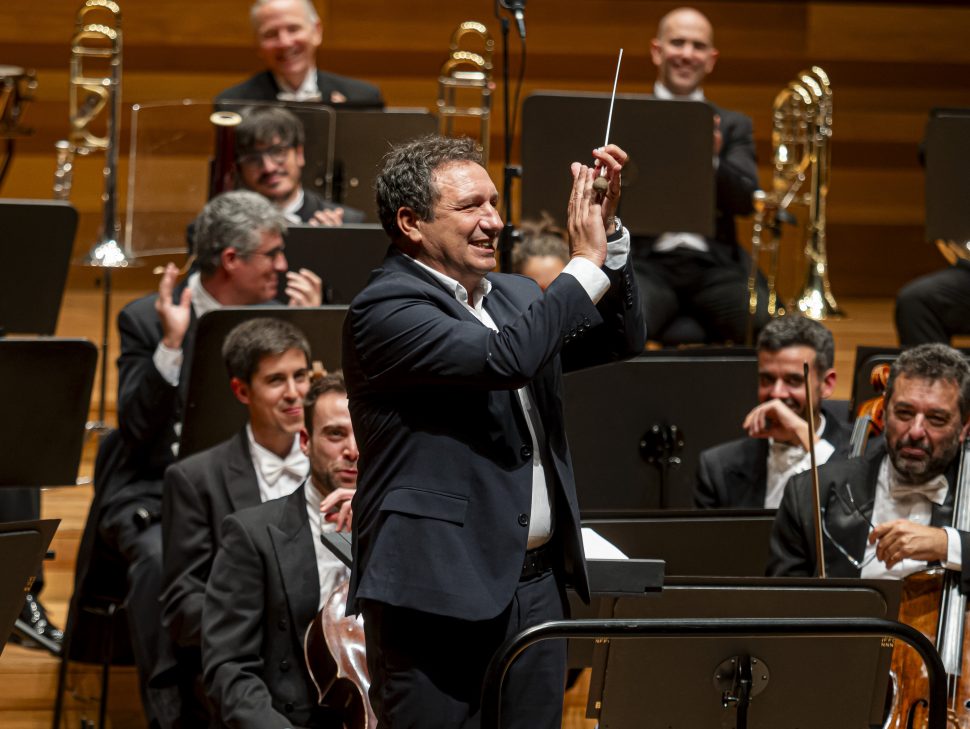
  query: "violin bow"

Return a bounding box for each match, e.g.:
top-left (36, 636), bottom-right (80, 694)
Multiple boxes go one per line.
top-left (805, 360), bottom-right (827, 578)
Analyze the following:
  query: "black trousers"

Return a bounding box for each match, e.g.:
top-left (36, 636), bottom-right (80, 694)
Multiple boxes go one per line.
top-left (362, 570), bottom-right (567, 729)
top-left (895, 262), bottom-right (970, 346)
top-left (0, 488), bottom-right (43, 593)
top-left (634, 248), bottom-right (769, 344)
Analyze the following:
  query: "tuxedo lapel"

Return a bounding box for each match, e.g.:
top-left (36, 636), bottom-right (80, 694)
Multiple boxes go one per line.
top-left (223, 429), bottom-right (261, 512)
top-left (825, 451), bottom-right (881, 577)
top-left (268, 486), bottom-right (320, 631)
top-left (724, 440), bottom-right (768, 507)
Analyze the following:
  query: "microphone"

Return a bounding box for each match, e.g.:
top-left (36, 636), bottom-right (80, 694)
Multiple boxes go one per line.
top-left (501, 0), bottom-right (527, 40)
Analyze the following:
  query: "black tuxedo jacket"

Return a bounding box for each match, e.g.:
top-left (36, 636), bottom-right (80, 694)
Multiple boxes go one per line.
top-left (161, 428), bottom-right (261, 650)
top-left (298, 187), bottom-right (364, 224)
top-left (767, 443), bottom-right (970, 589)
top-left (216, 69), bottom-right (383, 108)
top-left (694, 406), bottom-right (852, 509)
top-left (633, 103), bottom-right (758, 261)
top-left (343, 244), bottom-right (645, 621)
top-left (203, 484), bottom-right (332, 729)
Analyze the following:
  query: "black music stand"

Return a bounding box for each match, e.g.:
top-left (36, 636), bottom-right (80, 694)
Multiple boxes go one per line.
top-left (521, 92), bottom-right (715, 237)
top-left (215, 101), bottom-right (336, 200)
top-left (582, 509), bottom-right (776, 577)
top-left (564, 354), bottom-right (758, 512)
top-left (0, 199), bottom-right (77, 335)
top-left (0, 519), bottom-right (59, 656)
top-left (588, 576), bottom-right (900, 729)
top-left (282, 224), bottom-right (388, 304)
top-left (925, 108), bottom-right (970, 244)
top-left (0, 339), bottom-right (96, 486)
top-left (178, 306), bottom-right (346, 458)
top-left (332, 109), bottom-right (437, 221)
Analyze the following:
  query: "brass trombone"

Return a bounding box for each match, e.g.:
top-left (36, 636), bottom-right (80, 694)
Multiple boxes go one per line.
top-left (437, 21), bottom-right (494, 159)
top-left (747, 66), bottom-right (842, 339)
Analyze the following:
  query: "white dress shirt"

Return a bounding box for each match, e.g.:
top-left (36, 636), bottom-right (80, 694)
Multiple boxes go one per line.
top-left (651, 81), bottom-right (713, 254)
top-left (246, 425), bottom-right (308, 503)
top-left (305, 477), bottom-right (352, 609)
top-left (281, 187), bottom-right (306, 224)
top-left (274, 69), bottom-right (322, 102)
top-left (405, 228), bottom-right (630, 548)
top-left (764, 414), bottom-right (835, 509)
top-left (860, 456), bottom-right (961, 579)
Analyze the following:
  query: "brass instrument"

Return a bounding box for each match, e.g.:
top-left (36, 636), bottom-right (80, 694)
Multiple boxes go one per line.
top-left (0, 66), bottom-right (37, 188)
top-left (747, 66), bottom-right (842, 338)
top-left (437, 21), bottom-right (494, 159)
top-left (54, 0), bottom-right (130, 268)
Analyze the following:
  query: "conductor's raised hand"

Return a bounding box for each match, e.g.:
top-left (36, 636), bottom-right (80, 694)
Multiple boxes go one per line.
top-left (567, 163), bottom-right (607, 268)
top-left (155, 262), bottom-right (192, 349)
top-left (592, 143), bottom-right (628, 233)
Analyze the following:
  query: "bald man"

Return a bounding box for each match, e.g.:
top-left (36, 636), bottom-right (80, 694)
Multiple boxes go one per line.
top-left (632, 7), bottom-right (768, 344)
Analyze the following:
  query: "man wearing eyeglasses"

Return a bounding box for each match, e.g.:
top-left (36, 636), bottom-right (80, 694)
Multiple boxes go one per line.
top-left (86, 190), bottom-right (322, 728)
top-left (234, 106), bottom-right (365, 227)
top-left (768, 343), bottom-right (970, 583)
top-left (694, 316), bottom-right (851, 509)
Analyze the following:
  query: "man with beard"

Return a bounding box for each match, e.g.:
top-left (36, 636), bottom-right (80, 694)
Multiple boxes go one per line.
top-left (203, 372), bottom-right (358, 728)
top-left (768, 343), bottom-right (970, 582)
top-left (695, 316), bottom-right (851, 509)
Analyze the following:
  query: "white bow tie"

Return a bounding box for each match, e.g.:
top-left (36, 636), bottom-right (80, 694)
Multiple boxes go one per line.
top-left (259, 451), bottom-right (307, 487)
top-left (888, 476), bottom-right (948, 506)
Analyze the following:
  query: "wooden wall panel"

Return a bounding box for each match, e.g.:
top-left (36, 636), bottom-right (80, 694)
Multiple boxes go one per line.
top-left (1, 0), bottom-right (969, 294)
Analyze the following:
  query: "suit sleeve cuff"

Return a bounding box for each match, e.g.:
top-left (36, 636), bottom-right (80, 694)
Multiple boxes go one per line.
top-left (154, 342), bottom-right (183, 387)
top-left (944, 527), bottom-right (962, 570)
top-left (562, 257), bottom-right (610, 305)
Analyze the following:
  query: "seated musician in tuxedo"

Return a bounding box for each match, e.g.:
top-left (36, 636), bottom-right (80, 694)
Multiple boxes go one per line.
top-left (695, 315), bottom-right (851, 509)
top-left (203, 371), bottom-right (358, 729)
top-left (895, 263), bottom-right (970, 346)
top-left (160, 317), bottom-right (313, 723)
top-left (234, 106), bottom-right (364, 226)
top-left (92, 190), bottom-right (321, 727)
top-left (768, 343), bottom-right (970, 582)
top-left (634, 6), bottom-right (768, 344)
top-left (216, 0), bottom-right (383, 107)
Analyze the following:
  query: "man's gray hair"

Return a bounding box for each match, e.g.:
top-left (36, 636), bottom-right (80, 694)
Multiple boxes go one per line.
top-left (756, 315), bottom-right (835, 373)
top-left (375, 134), bottom-right (484, 238)
top-left (193, 190), bottom-right (287, 277)
top-left (250, 0), bottom-right (319, 30)
top-left (885, 343), bottom-right (970, 420)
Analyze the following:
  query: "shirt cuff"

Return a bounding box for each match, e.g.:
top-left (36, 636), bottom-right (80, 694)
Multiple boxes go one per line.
top-left (814, 439), bottom-right (836, 465)
top-left (153, 342), bottom-right (183, 387)
top-left (605, 226), bottom-right (631, 271)
top-left (562, 257), bottom-right (610, 305)
top-left (943, 527), bottom-right (962, 571)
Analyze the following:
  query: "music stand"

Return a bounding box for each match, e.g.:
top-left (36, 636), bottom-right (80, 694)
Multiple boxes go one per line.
top-left (282, 225), bottom-right (388, 304)
top-left (521, 92), bottom-right (715, 237)
top-left (590, 576), bottom-right (900, 729)
top-left (925, 108), bottom-right (970, 245)
top-left (0, 519), bottom-right (59, 655)
top-left (0, 339), bottom-right (96, 487)
top-left (564, 354), bottom-right (758, 512)
top-left (332, 109), bottom-right (437, 220)
top-left (0, 200), bottom-right (77, 335)
top-left (582, 509), bottom-right (776, 578)
top-left (178, 306), bottom-right (347, 458)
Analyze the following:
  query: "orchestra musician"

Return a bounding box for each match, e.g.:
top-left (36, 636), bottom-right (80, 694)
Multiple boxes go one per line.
top-left (160, 318), bottom-right (314, 724)
top-left (632, 6), bottom-right (768, 344)
top-left (216, 0), bottom-right (383, 107)
top-left (342, 134), bottom-right (644, 728)
top-left (768, 343), bottom-right (970, 583)
top-left (89, 190), bottom-right (321, 727)
top-left (695, 316), bottom-right (851, 509)
top-left (233, 106), bottom-right (365, 226)
top-left (511, 214), bottom-right (570, 291)
top-left (895, 263), bottom-right (970, 346)
top-left (202, 372), bottom-right (357, 729)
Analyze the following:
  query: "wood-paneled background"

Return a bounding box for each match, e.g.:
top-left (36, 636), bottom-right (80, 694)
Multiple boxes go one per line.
top-left (3, 1), bottom-right (970, 297)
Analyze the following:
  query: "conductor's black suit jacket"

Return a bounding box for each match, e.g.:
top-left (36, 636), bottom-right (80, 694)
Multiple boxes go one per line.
top-left (203, 484), bottom-right (334, 729)
top-left (161, 428), bottom-right (261, 650)
top-left (767, 442), bottom-right (970, 589)
top-left (342, 244), bottom-right (645, 620)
